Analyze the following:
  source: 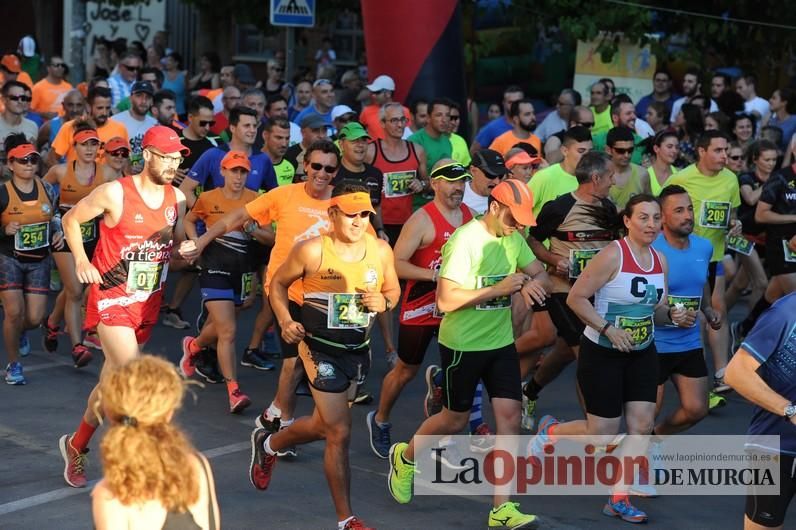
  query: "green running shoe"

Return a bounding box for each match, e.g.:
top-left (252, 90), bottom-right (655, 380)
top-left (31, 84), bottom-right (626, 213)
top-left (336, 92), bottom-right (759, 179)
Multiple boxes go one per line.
top-left (709, 391), bottom-right (727, 410)
top-left (387, 442), bottom-right (415, 504)
top-left (488, 501), bottom-right (539, 529)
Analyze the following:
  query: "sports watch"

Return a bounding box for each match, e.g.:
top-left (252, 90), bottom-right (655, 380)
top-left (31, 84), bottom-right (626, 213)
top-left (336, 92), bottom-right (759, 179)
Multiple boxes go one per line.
top-left (784, 403), bottom-right (796, 419)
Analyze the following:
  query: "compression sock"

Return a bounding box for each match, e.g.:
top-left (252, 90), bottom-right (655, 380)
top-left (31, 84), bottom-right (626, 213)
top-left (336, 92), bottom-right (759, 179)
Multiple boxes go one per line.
top-left (71, 419), bottom-right (97, 452)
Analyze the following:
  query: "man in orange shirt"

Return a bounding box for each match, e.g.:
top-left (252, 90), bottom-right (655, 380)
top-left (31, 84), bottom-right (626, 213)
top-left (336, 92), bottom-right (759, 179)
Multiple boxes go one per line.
top-left (31, 56), bottom-right (73, 119)
top-left (1, 54), bottom-right (33, 89)
top-left (489, 98), bottom-right (542, 157)
top-left (47, 86), bottom-right (128, 166)
top-left (359, 75), bottom-right (410, 140)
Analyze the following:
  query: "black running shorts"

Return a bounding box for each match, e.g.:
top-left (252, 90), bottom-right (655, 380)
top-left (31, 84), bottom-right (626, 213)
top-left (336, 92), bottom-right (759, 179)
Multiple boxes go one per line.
top-left (745, 453), bottom-right (796, 528)
top-left (657, 348), bottom-right (708, 385)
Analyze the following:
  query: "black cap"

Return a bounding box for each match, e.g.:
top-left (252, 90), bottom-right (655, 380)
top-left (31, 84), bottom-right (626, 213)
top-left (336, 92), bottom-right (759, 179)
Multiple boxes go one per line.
top-left (233, 64), bottom-right (256, 86)
top-left (471, 149), bottom-right (509, 177)
top-left (131, 80), bottom-right (155, 96)
top-left (300, 114), bottom-right (331, 129)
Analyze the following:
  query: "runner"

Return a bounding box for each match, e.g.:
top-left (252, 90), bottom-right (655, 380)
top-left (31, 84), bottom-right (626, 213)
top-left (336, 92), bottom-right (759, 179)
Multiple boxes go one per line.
top-left (188, 139), bottom-right (340, 458)
top-left (667, 130), bottom-right (742, 395)
top-left (0, 134), bottom-right (60, 385)
top-left (643, 131), bottom-right (679, 196)
top-left (524, 152), bottom-right (619, 430)
top-left (102, 136), bottom-right (130, 179)
top-left (605, 126), bottom-right (649, 209)
top-left (57, 125), bottom-right (194, 488)
top-left (180, 151), bottom-right (260, 413)
top-left (248, 184), bottom-right (400, 530)
top-left (387, 179), bottom-right (550, 529)
top-left (366, 160), bottom-right (474, 458)
top-left (42, 121), bottom-right (117, 365)
top-left (724, 292), bottom-right (796, 530)
top-left (652, 185), bottom-right (724, 429)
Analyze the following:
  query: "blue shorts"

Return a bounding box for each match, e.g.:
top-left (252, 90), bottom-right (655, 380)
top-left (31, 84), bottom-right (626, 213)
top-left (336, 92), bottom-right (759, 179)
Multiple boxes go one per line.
top-left (199, 267), bottom-right (254, 306)
top-left (0, 253), bottom-right (50, 294)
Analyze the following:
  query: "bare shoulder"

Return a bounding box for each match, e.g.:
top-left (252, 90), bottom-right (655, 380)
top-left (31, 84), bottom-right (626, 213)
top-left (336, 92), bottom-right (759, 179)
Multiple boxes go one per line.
top-left (172, 185), bottom-right (187, 203)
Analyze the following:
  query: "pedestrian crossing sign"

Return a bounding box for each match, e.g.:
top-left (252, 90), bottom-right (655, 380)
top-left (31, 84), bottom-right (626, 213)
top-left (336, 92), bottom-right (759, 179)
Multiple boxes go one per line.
top-left (270, 0), bottom-right (315, 27)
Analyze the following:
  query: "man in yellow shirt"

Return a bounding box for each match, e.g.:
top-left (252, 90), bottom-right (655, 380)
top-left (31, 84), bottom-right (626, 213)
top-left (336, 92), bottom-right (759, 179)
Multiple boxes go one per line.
top-left (31, 56), bottom-right (73, 119)
top-left (589, 81), bottom-right (612, 135)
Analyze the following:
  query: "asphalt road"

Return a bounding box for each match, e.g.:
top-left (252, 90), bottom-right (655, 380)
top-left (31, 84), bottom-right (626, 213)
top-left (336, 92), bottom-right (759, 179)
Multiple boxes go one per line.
top-left (0, 287), bottom-right (790, 530)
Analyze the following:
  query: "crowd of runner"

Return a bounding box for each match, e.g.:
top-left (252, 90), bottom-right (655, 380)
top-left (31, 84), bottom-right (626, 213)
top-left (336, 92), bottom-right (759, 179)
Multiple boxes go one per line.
top-left (1, 37), bottom-right (796, 530)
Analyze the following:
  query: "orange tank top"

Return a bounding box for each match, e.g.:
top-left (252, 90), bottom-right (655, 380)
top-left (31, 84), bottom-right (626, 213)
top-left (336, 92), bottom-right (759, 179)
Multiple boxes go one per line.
top-left (59, 161), bottom-right (105, 211)
top-left (1, 178), bottom-right (54, 258)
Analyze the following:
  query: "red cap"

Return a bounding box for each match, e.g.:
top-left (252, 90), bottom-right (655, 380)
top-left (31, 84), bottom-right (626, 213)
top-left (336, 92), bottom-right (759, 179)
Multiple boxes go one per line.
top-left (142, 125), bottom-right (190, 156)
top-left (104, 136), bottom-right (130, 152)
top-left (490, 179), bottom-right (536, 227)
top-left (221, 150), bottom-right (251, 171)
top-left (7, 143), bottom-right (38, 160)
top-left (1, 54), bottom-right (21, 73)
top-left (74, 129), bottom-right (100, 144)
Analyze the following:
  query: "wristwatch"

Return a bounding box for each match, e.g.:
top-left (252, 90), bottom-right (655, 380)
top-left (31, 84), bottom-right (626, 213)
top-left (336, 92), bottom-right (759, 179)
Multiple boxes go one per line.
top-left (784, 403), bottom-right (796, 419)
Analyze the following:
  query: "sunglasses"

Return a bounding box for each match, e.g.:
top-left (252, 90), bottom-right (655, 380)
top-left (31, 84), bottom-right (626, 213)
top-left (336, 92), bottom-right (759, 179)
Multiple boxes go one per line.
top-left (14, 154), bottom-right (40, 165)
top-left (310, 162), bottom-right (338, 173)
top-left (474, 167), bottom-right (503, 180)
top-left (108, 149), bottom-right (130, 158)
top-left (199, 120), bottom-right (216, 128)
top-left (122, 64), bottom-right (140, 72)
top-left (450, 115), bottom-right (461, 121)
top-left (729, 155), bottom-right (743, 161)
top-left (611, 147), bottom-right (634, 155)
top-left (270, 66), bottom-right (284, 72)
top-left (578, 121), bottom-right (595, 128)
top-left (341, 211), bottom-right (371, 219)
top-left (6, 95), bottom-right (32, 102)
top-left (50, 63), bottom-right (66, 68)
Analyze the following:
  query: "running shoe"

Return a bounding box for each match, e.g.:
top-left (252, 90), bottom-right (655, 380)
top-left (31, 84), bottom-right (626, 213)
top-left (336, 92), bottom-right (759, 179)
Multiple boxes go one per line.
top-left (162, 308), bottom-right (191, 329)
top-left (353, 389), bottom-right (373, 405)
top-left (241, 348), bottom-right (276, 371)
top-left (432, 439), bottom-right (468, 471)
top-left (521, 394), bottom-right (537, 433)
top-left (602, 497), bottom-right (648, 523)
top-left (179, 336), bottom-right (198, 377)
top-left (255, 413), bottom-right (281, 433)
top-left (276, 424), bottom-right (297, 458)
top-left (366, 410), bottom-right (391, 459)
top-left (709, 391), bottom-right (727, 410)
top-left (713, 375), bottom-right (731, 394)
top-left (195, 349), bottom-right (224, 384)
top-left (488, 501), bottom-right (539, 529)
top-left (730, 321), bottom-right (744, 353)
top-left (424, 364), bottom-right (443, 417)
top-left (230, 389), bottom-right (252, 414)
top-left (470, 423), bottom-right (495, 453)
top-left (71, 344), bottom-right (93, 368)
top-left (42, 322), bottom-right (59, 353)
top-left (385, 350), bottom-right (398, 370)
top-left (387, 442), bottom-right (415, 504)
top-left (527, 415), bottom-right (559, 459)
top-left (249, 428), bottom-right (276, 490)
top-left (83, 332), bottom-right (102, 351)
top-left (19, 332), bottom-right (30, 357)
top-left (342, 517), bottom-right (375, 530)
top-left (5, 362), bottom-right (26, 385)
top-left (59, 434), bottom-right (88, 488)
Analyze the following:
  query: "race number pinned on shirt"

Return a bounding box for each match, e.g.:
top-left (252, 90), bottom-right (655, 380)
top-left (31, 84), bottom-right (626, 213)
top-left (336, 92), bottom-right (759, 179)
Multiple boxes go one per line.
top-left (666, 295), bottom-right (701, 328)
top-left (615, 314), bottom-right (654, 347)
top-left (784, 240), bottom-right (796, 263)
top-left (476, 274), bottom-right (511, 310)
top-left (383, 170), bottom-right (416, 198)
top-left (80, 220), bottom-right (97, 242)
top-left (698, 201), bottom-right (731, 229)
top-left (14, 222), bottom-right (49, 251)
top-left (726, 234), bottom-right (754, 255)
top-left (328, 293), bottom-right (371, 329)
top-left (241, 272), bottom-right (254, 301)
top-left (126, 261), bottom-right (164, 294)
top-left (569, 248), bottom-right (600, 279)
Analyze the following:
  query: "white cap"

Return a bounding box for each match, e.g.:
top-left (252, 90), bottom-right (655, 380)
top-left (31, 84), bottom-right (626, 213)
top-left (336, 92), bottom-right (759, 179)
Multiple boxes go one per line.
top-left (366, 74), bottom-right (396, 92)
top-left (331, 105), bottom-right (355, 121)
top-left (18, 36), bottom-right (35, 58)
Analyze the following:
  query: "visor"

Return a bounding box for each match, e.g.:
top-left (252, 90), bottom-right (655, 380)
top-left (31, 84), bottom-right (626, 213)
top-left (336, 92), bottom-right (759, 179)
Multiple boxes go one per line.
top-left (431, 162), bottom-right (471, 181)
top-left (330, 192), bottom-right (376, 215)
top-left (74, 129), bottom-right (100, 144)
top-left (8, 143), bottom-right (39, 160)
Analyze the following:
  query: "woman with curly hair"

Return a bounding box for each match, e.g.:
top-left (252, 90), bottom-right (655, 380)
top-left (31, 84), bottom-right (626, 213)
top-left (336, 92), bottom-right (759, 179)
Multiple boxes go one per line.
top-left (92, 355), bottom-right (220, 529)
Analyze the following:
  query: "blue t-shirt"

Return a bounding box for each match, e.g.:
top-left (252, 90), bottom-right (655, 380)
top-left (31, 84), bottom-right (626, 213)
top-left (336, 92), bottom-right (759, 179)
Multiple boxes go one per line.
top-left (294, 104), bottom-right (334, 131)
top-left (188, 146), bottom-right (277, 195)
top-left (652, 233), bottom-right (712, 353)
top-left (475, 117), bottom-right (512, 148)
top-left (741, 292), bottom-right (796, 456)
top-left (26, 111), bottom-right (43, 127)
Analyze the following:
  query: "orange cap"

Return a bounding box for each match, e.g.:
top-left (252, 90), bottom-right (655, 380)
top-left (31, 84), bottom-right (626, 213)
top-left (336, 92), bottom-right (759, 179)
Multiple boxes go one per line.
top-left (1, 54), bottom-right (21, 73)
top-left (490, 179), bottom-right (536, 227)
top-left (221, 150), bottom-right (251, 171)
top-left (104, 136), bottom-right (130, 152)
top-left (74, 129), bottom-right (100, 144)
top-left (330, 192), bottom-right (376, 215)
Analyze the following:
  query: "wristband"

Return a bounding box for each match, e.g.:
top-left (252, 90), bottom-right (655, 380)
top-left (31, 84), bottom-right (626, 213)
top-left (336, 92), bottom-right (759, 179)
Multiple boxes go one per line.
top-left (599, 322), bottom-right (611, 336)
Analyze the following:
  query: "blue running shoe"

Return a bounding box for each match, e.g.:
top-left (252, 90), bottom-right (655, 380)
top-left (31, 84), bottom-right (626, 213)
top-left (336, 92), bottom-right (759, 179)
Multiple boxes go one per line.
top-left (5, 362), bottom-right (26, 385)
top-left (241, 348), bottom-right (276, 371)
top-left (366, 410), bottom-right (391, 459)
top-left (602, 497), bottom-right (648, 523)
top-left (527, 415), bottom-right (559, 459)
top-left (19, 332), bottom-right (31, 357)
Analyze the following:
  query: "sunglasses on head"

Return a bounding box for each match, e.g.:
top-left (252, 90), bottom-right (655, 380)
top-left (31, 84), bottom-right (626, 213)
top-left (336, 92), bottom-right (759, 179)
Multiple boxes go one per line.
top-left (611, 147), bottom-right (634, 155)
top-left (108, 149), bottom-right (130, 158)
top-left (6, 95), bottom-right (32, 102)
top-left (310, 162), bottom-right (338, 173)
top-left (729, 155), bottom-right (743, 161)
top-left (199, 120), bottom-right (216, 128)
top-left (14, 154), bottom-right (40, 165)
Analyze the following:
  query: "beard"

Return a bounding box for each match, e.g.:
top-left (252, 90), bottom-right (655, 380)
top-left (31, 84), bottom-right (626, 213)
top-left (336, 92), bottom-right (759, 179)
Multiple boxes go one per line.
top-left (519, 120), bottom-right (537, 133)
top-left (148, 166), bottom-right (176, 185)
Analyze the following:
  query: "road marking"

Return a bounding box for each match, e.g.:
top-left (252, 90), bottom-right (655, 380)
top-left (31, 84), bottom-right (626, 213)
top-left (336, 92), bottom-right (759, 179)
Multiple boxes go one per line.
top-left (23, 361), bottom-right (70, 373)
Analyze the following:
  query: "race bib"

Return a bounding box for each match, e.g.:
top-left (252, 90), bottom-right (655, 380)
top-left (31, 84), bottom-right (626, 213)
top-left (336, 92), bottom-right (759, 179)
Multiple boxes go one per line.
top-left (698, 201), bottom-right (731, 229)
top-left (615, 314), bottom-right (654, 347)
top-left (476, 274), bottom-right (511, 310)
top-left (126, 261), bottom-right (164, 294)
top-left (14, 222), bottom-right (49, 251)
top-left (726, 234), bottom-right (754, 255)
top-left (241, 272), bottom-right (254, 301)
top-left (328, 293), bottom-right (372, 329)
top-left (80, 220), bottom-right (96, 242)
top-left (784, 240), bottom-right (796, 263)
top-left (384, 170), bottom-right (416, 198)
top-left (569, 248), bottom-right (600, 279)
top-left (666, 295), bottom-right (701, 328)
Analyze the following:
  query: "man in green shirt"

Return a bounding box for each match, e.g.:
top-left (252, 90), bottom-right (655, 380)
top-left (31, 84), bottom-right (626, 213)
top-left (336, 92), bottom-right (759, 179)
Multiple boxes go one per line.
top-left (387, 178), bottom-right (551, 529)
top-left (408, 98), bottom-right (453, 174)
top-left (262, 118), bottom-right (295, 186)
top-left (591, 98), bottom-right (645, 164)
top-left (589, 81), bottom-right (612, 135)
top-left (529, 125), bottom-right (592, 217)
